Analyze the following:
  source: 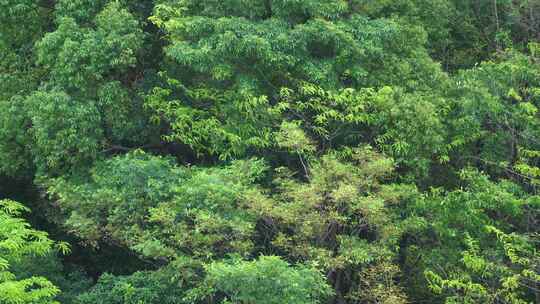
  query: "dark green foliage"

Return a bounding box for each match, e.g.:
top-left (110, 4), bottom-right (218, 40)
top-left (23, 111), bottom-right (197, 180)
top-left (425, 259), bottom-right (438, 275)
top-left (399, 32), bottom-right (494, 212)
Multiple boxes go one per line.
top-left (1, 1), bottom-right (539, 303)
top-left (400, 170), bottom-right (539, 301)
top-left (27, 91), bottom-right (103, 175)
top-left (146, 0), bottom-right (442, 159)
top-left (77, 269), bottom-right (185, 304)
top-left (36, 1), bottom-right (143, 91)
top-left (47, 151), bottom-right (265, 261)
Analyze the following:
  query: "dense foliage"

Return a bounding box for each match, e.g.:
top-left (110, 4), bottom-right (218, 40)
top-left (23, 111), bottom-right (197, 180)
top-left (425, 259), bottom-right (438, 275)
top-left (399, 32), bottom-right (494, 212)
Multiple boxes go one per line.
top-left (1, 0), bottom-right (539, 303)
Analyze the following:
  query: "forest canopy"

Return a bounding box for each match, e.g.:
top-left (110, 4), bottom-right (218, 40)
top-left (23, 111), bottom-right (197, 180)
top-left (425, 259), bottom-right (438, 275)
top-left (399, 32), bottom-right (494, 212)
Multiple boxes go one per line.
top-left (1, 0), bottom-right (539, 303)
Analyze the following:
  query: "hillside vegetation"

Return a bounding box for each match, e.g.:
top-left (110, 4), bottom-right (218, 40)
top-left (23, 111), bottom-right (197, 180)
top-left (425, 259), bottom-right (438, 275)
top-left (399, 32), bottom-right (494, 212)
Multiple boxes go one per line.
top-left (1, 1), bottom-right (539, 303)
